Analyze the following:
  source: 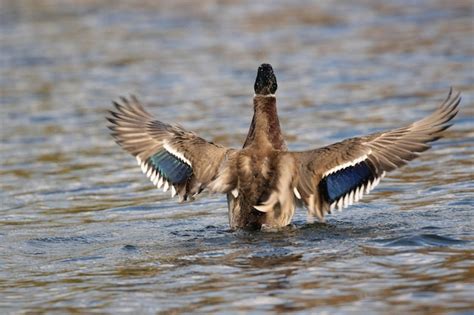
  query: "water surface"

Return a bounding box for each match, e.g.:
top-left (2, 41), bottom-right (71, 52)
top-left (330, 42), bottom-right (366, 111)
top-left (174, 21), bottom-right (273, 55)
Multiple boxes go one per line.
top-left (1, 0), bottom-right (473, 313)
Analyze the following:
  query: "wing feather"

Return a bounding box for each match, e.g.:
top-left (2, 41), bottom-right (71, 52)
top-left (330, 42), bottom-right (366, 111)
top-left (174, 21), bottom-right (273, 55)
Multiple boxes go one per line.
top-left (291, 89), bottom-right (460, 220)
top-left (107, 96), bottom-right (237, 201)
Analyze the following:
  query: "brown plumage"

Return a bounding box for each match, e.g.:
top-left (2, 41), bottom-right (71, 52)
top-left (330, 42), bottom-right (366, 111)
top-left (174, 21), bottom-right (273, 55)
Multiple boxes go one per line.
top-left (107, 63), bottom-right (461, 230)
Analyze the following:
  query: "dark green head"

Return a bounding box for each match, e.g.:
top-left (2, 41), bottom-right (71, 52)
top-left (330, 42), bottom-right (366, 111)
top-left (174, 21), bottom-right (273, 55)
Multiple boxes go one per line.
top-left (254, 63), bottom-right (277, 96)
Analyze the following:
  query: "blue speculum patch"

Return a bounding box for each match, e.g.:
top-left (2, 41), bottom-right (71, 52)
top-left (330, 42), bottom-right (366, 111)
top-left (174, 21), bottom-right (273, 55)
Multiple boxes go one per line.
top-left (320, 161), bottom-right (374, 203)
top-left (148, 149), bottom-right (193, 184)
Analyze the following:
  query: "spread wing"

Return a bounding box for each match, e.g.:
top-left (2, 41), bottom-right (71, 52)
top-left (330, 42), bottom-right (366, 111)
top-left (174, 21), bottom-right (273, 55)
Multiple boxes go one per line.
top-left (292, 89), bottom-right (461, 220)
top-left (107, 96), bottom-right (237, 201)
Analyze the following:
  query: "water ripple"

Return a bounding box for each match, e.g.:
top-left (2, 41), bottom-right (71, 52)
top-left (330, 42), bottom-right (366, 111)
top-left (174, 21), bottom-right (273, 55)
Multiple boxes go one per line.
top-left (0, 0), bottom-right (472, 314)
top-left (373, 234), bottom-right (469, 247)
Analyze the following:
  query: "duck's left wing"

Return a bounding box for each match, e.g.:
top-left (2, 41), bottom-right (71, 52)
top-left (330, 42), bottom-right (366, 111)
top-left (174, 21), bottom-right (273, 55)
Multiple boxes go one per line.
top-left (291, 89), bottom-right (460, 220)
top-left (107, 96), bottom-right (237, 201)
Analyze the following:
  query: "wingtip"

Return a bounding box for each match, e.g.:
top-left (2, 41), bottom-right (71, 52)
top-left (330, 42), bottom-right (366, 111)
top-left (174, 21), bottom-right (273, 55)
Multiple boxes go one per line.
top-left (130, 94), bottom-right (139, 103)
top-left (119, 96), bottom-right (129, 105)
top-left (112, 95), bottom-right (135, 110)
top-left (112, 100), bottom-right (123, 111)
top-left (444, 87), bottom-right (461, 108)
top-left (106, 116), bottom-right (117, 125)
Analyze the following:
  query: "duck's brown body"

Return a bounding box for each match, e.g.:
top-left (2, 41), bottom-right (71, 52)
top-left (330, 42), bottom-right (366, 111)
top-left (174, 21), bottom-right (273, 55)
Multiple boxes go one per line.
top-left (227, 95), bottom-right (288, 229)
top-left (107, 63), bottom-right (460, 230)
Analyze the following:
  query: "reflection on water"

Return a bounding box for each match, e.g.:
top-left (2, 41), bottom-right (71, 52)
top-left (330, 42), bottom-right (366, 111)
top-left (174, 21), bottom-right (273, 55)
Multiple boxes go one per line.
top-left (1, 0), bottom-right (473, 313)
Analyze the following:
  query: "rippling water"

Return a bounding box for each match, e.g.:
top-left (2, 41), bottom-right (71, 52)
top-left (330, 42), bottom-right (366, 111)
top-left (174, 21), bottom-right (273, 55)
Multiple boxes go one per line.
top-left (1, 0), bottom-right (473, 313)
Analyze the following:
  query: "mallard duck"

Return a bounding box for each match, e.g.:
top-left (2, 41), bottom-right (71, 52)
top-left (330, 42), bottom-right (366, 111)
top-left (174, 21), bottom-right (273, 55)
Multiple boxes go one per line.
top-left (107, 64), bottom-right (460, 230)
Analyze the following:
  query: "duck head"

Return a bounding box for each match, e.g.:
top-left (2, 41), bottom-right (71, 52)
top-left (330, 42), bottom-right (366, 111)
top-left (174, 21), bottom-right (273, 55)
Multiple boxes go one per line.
top-left (254, 63), bottom-right (277, 96)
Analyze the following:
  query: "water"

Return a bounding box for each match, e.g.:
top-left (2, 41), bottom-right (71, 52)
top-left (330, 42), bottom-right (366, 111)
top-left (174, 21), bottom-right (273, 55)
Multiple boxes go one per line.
top-left (1, 0), bottom-right (473, 313)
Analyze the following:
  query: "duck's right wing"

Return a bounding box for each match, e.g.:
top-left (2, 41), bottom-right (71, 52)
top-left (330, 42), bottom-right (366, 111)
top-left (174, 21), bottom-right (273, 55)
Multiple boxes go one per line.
top-left (107, 96), bottom-right (237, 201)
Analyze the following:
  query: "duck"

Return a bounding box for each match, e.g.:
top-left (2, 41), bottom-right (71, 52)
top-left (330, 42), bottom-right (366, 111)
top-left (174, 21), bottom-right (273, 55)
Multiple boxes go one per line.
top-left (107, 63), bottom-right (461, 230)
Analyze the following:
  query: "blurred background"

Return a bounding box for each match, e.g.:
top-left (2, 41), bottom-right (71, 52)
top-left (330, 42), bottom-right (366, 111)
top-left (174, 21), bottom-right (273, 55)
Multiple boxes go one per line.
top-left (1, 0), bottom-right (473, 313)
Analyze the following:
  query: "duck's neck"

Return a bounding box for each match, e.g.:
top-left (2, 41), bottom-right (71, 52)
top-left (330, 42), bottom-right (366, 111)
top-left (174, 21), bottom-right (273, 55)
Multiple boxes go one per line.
top-left (243, 95), bottom-right (286, 150)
